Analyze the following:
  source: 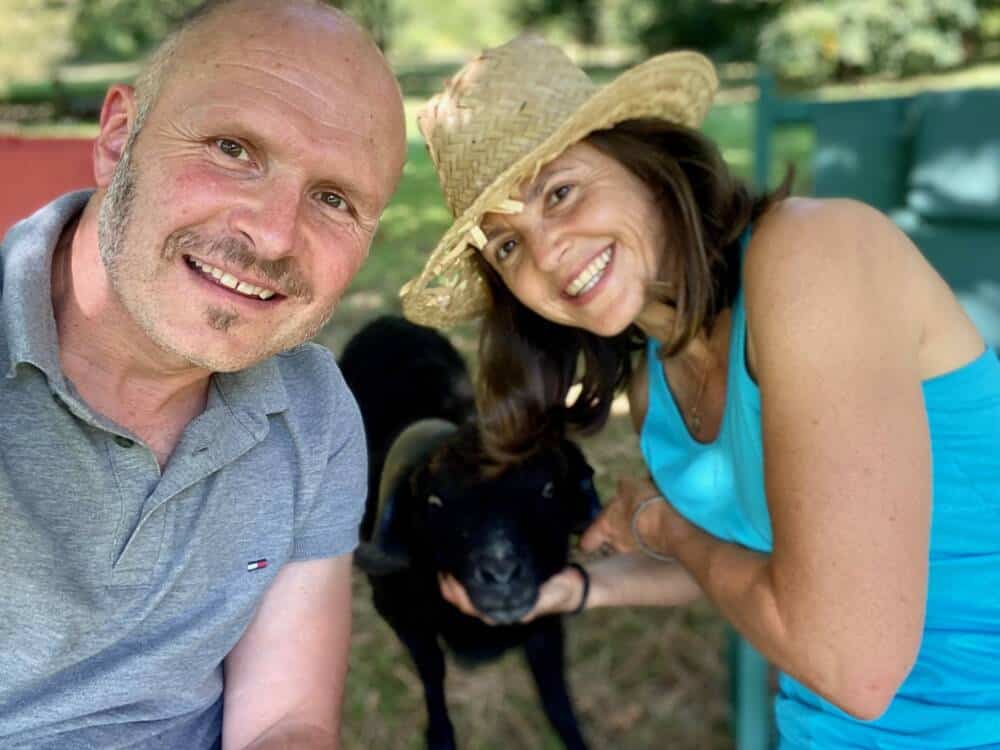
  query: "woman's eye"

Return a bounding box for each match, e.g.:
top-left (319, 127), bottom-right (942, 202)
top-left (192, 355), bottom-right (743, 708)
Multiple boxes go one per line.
top-left (548, 184), bottom-right (572, 206)
top-left (216, 138), bottom-right (249, 161)
top-left (496, 238), bottom-right (518, 262)
top-left (317, 191), bottom-right (350, 213)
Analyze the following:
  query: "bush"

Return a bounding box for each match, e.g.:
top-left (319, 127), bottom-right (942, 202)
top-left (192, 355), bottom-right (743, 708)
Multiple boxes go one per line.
top-left (759, 0), bottom-right (980, 85)
top-left (0, 1), bottom-right (75, 91)
top-left (623, 0), bottom-right (780, 61)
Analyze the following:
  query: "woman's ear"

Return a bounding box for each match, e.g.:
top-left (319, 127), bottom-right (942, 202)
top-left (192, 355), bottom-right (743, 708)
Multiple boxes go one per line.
top-left (93, 84), bottom-right (139, 188)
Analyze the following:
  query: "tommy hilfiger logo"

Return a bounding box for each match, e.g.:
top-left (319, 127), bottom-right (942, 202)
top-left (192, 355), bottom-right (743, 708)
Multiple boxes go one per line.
top-left (246, 559), bottom-right (269, 572)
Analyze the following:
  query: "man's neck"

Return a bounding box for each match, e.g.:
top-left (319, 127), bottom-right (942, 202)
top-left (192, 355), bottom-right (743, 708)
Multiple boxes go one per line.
top-left (50, 198), bottom-right (211, 466)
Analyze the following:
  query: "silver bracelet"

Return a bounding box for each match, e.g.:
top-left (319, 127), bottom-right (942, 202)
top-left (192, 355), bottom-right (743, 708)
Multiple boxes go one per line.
top-left (630, 495), bottom-right (675, 563)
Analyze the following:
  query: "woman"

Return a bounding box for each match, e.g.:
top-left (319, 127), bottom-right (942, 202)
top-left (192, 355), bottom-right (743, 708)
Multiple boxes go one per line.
top-left (400, 35), bottom-right (1000, 746)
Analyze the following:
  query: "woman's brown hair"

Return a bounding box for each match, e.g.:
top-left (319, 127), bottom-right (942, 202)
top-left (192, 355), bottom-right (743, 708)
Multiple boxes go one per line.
top-left (475, 117), bottom-right (791, 466)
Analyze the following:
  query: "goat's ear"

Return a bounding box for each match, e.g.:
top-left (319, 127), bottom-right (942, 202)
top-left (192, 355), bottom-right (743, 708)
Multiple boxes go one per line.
top-left (562, 440), bottom-right (603, 533)
top-left (354, 542), bottom-right (410, 576)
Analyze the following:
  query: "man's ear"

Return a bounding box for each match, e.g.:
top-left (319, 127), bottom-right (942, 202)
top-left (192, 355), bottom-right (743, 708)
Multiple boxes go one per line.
top-left (94, 84), bottom-right (139, 188)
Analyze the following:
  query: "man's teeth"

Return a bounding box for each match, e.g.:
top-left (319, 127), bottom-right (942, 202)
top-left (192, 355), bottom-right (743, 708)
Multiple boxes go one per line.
top-left (566, 248), bottom-right (612, 297)
top-left (189, 258), bottom-right (276, 300)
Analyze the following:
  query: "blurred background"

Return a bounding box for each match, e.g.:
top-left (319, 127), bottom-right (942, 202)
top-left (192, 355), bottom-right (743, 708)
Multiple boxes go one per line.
top-left (3, 1), bottom-right (999, 748)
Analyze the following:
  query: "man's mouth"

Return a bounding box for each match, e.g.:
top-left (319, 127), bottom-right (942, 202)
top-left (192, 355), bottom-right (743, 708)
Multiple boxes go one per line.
top-left (185, 256), bottom-right (278, 301)
top-left (564, 246), bottom-right (613, 297)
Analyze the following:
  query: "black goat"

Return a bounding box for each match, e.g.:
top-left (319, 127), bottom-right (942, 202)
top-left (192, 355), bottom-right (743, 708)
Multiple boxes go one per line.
top-left (338, 314), bottom-right (474, 541)
top-left (340, 315), bottom-right (599, 750)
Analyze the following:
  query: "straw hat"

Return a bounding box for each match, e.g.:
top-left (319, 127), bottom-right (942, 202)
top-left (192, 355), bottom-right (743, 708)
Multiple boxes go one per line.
top-left (400, 34), bottom-right (719, 329)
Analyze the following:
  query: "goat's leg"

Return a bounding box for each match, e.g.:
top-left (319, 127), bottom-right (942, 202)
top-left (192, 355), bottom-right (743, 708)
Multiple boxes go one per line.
top-left (523, 618), bottom-right (588, 750)
top-left (395, 626), bottom-right (457, 750)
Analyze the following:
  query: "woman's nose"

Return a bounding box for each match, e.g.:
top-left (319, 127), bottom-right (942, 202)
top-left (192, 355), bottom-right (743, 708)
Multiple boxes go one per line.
top-left (527, 227), bottom-right (571, 273)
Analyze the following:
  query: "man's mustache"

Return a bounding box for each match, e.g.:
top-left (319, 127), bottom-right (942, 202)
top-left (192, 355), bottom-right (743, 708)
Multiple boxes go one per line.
top-left (165, 229), bottom-right (312, 301)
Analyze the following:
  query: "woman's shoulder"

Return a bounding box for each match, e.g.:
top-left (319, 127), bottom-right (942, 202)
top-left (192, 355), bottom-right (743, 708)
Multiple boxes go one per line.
top-left (740, 197), bottom-right (927, 364)
top-left (748, 196), bottom-right (900, 265)
top-left (743, 196), bottom-right (914, 302)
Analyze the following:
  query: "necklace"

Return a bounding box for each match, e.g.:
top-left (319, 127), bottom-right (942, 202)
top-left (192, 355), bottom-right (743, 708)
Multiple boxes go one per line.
top-left (688, 361), bottom-right (709, 435)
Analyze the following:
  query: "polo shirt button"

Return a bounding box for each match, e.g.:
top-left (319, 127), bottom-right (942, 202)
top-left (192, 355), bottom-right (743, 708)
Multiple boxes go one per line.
top-left (114, 436), bottom-right (135, 448)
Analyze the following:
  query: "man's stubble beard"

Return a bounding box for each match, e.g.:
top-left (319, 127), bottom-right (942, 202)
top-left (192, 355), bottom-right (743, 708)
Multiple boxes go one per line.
top-left (96, 127), bottom-right (339, 373)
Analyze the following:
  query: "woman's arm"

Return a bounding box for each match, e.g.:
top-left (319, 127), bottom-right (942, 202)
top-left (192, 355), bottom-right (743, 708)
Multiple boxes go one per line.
top-left (440, 550), bottom-right (702, 623)
top-left (585, 550), bottom-right (703, 608)
top-left (624, 199), bottom-right (932, 720)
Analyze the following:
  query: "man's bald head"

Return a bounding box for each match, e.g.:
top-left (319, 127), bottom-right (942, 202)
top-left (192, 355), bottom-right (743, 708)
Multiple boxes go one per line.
top-left (137, 1), bottom-right (319, 116)
top-left (131, 0), bottom-right (405, 177)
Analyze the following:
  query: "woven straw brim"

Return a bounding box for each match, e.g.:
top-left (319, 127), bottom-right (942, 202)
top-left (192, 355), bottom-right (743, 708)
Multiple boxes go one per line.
top-left (401, 50), bottom-right (718, 329)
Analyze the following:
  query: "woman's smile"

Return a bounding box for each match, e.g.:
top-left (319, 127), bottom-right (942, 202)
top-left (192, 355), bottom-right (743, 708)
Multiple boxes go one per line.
top-left (563, 245), bottom-right (614, 298)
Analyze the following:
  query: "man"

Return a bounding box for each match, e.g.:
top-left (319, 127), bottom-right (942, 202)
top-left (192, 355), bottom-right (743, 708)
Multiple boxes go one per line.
top-left (0, 1), bottom-right (406, 747)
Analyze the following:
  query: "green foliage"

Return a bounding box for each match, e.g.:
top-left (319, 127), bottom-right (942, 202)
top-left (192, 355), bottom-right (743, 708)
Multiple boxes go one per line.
top-left (67, 0), bottom-right (402, 63)
top-left (979, 0), bottom-right (1000, 46)
top-left (332, 0), bottom-right (404, 51)
top-left (70, 0), bottom-right (202, 62)
top-left (759, 0), bottom-right (981, 85)
top-left (621, 0), bottom-right (781, 60)
top-left (507, 0), bottom-right (602, 44)
top-left (0, 0), bottom-right (76, 92)
top-left (381, 1), bottom-right (517, 63)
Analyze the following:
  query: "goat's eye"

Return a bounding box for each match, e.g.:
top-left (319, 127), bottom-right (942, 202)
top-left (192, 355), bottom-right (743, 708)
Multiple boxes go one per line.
top-left (541, 482), bottom-right (554, 499)
top-left (427, 494), bottom-right (444, 508)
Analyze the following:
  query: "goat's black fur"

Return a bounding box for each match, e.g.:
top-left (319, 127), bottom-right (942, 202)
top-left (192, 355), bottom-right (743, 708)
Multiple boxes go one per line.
top-left (338, 314), bottom-right (475, 541)
top-left (340, 315), bottom-right (598, 750)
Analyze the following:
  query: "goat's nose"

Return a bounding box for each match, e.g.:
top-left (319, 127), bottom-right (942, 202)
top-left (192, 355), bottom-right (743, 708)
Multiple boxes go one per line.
top-left (478, 556), bottom-right (523, 585)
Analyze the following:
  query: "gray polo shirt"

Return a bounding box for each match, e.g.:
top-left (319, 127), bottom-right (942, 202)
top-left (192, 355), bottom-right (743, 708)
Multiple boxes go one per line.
top-left (0, 192), bottom-right (366, 749)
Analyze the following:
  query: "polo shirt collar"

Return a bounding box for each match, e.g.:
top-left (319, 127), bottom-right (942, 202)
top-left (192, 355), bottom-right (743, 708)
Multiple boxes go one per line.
top-left (212, 357), bottom-right (289, 427)
top-left (1, 190), bottom-right (289, 419)
top-left (1, 190), bottom-right (90, 388)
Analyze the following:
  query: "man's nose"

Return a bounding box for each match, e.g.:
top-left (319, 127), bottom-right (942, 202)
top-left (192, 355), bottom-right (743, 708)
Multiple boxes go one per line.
top-left (229, 179), bottom-right (306, 260)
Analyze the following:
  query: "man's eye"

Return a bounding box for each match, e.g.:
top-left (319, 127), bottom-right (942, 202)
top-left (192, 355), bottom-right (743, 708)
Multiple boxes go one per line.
top-left (216, 138), bottom-right (249, 161)
top-left (317, 191), bottom-right (350, 212)
top-left (548, 184), bottom-right (572, 206)
top-left (496, 238), bottom-right (517, 262)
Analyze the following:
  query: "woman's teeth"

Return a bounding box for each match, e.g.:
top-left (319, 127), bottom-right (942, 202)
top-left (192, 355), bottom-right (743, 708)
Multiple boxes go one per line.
top-left (566, 247), bottom-right (612, 297)
top-left (188, 258), bottom-right (276, 300)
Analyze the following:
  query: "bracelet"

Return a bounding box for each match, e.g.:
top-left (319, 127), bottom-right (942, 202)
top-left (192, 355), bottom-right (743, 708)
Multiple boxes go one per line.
top-left (630, 496), bottom-right (675, 563)
top-left (566, 562), bottom-right (590, 615)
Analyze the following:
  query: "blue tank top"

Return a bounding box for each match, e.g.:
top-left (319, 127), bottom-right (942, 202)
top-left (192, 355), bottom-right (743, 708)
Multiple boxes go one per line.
top-left (641, 239), bottom-right (1000, 748)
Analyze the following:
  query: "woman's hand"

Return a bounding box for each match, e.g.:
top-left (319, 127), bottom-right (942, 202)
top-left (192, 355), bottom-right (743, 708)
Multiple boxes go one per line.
top-left (438, 565), bottom-right (587, 625)
top-left (579, 476), bottom-right (677, 557)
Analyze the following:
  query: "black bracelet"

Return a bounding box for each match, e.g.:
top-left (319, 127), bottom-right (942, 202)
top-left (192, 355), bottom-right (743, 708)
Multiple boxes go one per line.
top-left (566, 562), bottom-right (590, 615)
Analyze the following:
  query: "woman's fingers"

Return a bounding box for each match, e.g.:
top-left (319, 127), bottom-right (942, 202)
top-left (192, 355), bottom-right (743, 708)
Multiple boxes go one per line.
top-left (438, 574), bottom-right (496, 624)
top-left (579, 513), bottom-right (616, 553)
top-left (520, 566), bottom-right (583, 623)
top-left (439, 574), bottom-right (472, 612)
top-left (580, 491), bottom-right (636, 554)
